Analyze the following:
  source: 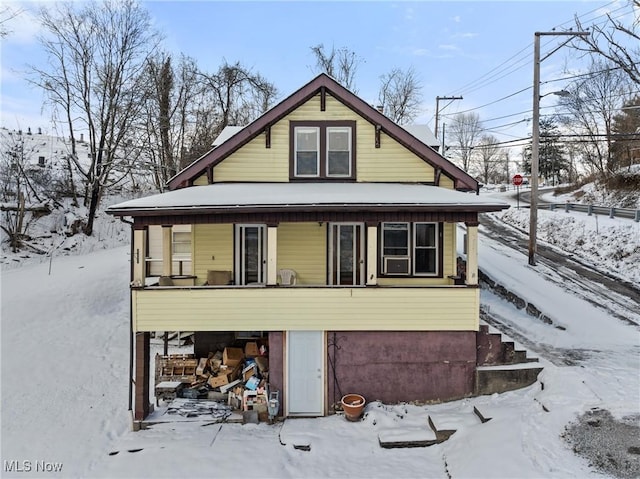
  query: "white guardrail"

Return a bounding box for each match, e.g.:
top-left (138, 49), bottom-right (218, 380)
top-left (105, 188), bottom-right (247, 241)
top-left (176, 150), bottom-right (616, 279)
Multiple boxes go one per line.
top-left (536, 203), bottom-right (640, 222)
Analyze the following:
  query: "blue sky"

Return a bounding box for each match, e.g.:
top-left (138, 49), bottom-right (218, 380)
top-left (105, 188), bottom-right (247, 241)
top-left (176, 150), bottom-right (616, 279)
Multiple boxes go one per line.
top-left (1, 0), bottom-right (635, 151)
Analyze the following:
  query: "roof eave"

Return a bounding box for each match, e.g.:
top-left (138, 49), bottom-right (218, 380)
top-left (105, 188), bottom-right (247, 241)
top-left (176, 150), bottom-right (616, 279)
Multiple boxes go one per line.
top-left (107, 203), bottom-right (509, 218)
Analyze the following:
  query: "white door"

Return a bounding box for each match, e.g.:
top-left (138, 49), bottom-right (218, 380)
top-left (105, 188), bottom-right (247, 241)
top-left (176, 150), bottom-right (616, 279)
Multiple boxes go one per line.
top-left (287, 331), bottom-right (324, 416)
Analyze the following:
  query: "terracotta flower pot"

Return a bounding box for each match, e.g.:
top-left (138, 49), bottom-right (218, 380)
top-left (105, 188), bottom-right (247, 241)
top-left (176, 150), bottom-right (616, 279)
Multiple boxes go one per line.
top-left (341, 394), bottom-right (366, 421)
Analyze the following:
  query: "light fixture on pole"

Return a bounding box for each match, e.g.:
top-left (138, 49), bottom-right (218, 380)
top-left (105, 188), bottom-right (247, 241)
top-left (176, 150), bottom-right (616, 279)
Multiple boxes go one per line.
top-left (529, 30), bottom-right (589, 266)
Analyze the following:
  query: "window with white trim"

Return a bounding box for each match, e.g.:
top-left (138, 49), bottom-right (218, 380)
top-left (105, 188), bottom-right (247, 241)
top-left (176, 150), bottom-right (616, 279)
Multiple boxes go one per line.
top-left (381, 222), bottom-right (440, 276)
top-left (172, 231), bottom-right (191, 257)
top-left (326, 127), bottom-right (351, 177)
top-left (290, 121), bottom-right (355, 179)
top-left (294, 127), bottom-right (320, 176)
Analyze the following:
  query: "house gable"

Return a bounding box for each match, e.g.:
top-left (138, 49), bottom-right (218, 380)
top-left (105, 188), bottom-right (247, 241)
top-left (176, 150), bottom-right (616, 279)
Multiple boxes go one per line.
top-left (168, 74), bottom-right (478, 191)
top-left (209, 93), bottom-right (437, 184)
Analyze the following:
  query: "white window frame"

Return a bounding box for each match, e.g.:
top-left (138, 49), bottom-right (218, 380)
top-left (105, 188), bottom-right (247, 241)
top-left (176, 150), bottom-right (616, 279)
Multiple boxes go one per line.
top-left (294, 126), bottom-right (320, 177)
top-left (326, 126), bottom-right (352, 177)
top-left (381, 222), bottom-right (410, 275)
top-left (172, 231), bottom-right (191, 257)
top-left (413, 222), bottom-right (439, 276)
top-left (381, 222), bottom-right (440, 276)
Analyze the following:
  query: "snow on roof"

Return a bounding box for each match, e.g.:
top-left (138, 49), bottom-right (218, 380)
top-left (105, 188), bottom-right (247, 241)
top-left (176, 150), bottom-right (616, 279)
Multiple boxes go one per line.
top-left (211, 126), bottom-right (244, 148)
top-left (108, 182), bottom-right (508, 214)
top-left (401, 124), bottom-right (439, 147)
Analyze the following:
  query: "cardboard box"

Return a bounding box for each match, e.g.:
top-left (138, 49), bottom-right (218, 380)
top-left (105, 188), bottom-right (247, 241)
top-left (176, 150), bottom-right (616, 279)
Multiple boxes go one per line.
top-left (244, 342), bottom-right (259, 358)
top-left (207, 374), bottom-right (229, 389)
top-left (223, 347), bottom-right (244, 367)
top-left (196, 357), bottom-right (209, 377)
top-left (242, 363), bottom-right (257, 382)
top-left (207, 364), bottom-right (240, 389)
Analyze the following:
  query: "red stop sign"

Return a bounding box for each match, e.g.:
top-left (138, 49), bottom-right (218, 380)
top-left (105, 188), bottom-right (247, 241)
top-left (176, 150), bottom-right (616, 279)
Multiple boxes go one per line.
top-left (512, 174), bottom-right (523, 186)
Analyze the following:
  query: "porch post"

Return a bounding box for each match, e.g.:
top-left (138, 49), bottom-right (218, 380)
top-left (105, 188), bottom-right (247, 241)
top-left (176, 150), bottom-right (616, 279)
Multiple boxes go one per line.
top-left (366, 224), bottom-right (378, 285)
top-left (133, 227), bottom-right (147, 287)
top-left (465, 222), bottom-right (479, 285)
top-left (134, 331), bottom-right (150, 421)
top-left (267, 225), bottom-right (278, 285)
top-left (162, 225), bottom-right (172, 277)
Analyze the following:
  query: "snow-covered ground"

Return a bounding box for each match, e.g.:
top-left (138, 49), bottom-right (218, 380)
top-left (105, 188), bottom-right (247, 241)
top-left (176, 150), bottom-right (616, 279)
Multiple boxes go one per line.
top-left (1, 187), bottom-right (639, 478)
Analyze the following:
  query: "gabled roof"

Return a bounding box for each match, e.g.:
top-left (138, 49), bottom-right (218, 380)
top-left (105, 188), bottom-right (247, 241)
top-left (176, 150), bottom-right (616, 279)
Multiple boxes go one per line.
top-left (167, 73), bottom-right (478, 191)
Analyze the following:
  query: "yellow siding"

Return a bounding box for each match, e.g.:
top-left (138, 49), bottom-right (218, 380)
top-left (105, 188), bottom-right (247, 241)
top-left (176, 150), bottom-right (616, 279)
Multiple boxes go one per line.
top-left (357, 128), bottom-right (435, 182)
top-left (439, 175), bottom-right (454, 189)
top-left (277, 223), bottom-right (327, 285)
top-left (211, 93), bottom-right (438, 183)
top-left (444, 222), bottom-right (454, 276)
top-left (213, 132), bottom-right (289, 182)
top-left (192, 224), bottom-right (234, 284)
top-left (132, 287), bottom-right (479, 332)
top-left (193, 174), bottom-right (208, 186)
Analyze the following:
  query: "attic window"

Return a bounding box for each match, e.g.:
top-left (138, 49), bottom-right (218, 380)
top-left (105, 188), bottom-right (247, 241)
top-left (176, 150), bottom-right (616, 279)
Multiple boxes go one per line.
top-left (290, 120), bottom-right (356, 180)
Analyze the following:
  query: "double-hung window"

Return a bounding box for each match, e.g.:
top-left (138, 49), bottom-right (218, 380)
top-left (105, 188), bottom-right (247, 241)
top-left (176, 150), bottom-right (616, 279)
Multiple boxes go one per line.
top-left (381, 222), bottom-right (440, 276)
top-left (294, 127), bottom-right (320, 176)
top-left (326, 127), bottom-right (351, 177)
top-left (172, 231), bottom-right (191, 257)
top-left (291, 121), bottom-right (355, 179)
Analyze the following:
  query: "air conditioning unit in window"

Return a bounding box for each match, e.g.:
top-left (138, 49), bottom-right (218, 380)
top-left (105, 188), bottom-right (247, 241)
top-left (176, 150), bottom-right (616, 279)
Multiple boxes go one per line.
top-left (384, 256), bottom-right (410, 275)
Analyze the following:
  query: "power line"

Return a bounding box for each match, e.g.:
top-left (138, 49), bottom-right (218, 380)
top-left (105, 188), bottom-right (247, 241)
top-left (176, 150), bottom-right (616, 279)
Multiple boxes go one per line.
top-left (439, 0), bottom-right (634, 119)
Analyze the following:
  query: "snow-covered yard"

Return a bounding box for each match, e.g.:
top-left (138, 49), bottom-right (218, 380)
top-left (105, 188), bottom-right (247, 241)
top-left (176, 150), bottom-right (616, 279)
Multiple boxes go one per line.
top-left (1, 191), bottom-right (639, 478)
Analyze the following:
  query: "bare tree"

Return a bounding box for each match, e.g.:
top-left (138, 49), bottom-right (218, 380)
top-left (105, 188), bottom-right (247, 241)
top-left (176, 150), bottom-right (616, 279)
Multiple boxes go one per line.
top-left (476, 134), bottom-right (501, 184)
top-left (29, 0), bottom-right (161, 235)
top-left (198, 61), bottom-right (278, 142)
top-left (310, 44), bottom-right (362, 92)
top-left (0, 5), bottom-right (22, 38)
top-left (448, 112), bottom-right (483, 172)
top-left (377, 67), bottom-right (423, 124)
top-left (573, 1), bottom-right (640, 86)
top-left (0, 133), bottom-right (53, 252)
top-left (138, 53), bottom-right (204, 189)
top-left (557, 59), bottom-right (634, 175)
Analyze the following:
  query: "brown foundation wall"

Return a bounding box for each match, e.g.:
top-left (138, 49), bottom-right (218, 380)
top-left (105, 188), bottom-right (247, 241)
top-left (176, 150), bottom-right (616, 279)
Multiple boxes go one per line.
top-left (268, 332), bottom-right (284, 415)
top-left (327, 331), bottom-right (476, 411)
top-left (135, 332), bottom-right (150, 421)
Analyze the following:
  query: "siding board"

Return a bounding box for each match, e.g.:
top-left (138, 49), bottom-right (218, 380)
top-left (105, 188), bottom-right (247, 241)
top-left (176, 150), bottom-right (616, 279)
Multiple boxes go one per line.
top-left (210, 94), bottom-right (443, 185)
top-left (132, 287), bottom-right (479, 332)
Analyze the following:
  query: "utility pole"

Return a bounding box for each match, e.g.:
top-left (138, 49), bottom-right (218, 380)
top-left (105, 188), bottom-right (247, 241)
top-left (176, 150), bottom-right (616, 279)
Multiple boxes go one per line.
top-left (435, 96), bottom-right (463, 139)
top-left (529, 30), bottom-right (588, 266)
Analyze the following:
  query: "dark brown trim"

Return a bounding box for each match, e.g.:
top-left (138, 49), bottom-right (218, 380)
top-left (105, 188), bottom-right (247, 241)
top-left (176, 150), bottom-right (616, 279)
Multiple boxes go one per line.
top-left (167, 74), bottom-right (479, 191)
top-left (375, 125), bottom-right (381, 148)
top-left (289, 120), bottom-right (357, 181)
top-left (131, 211), bottom-right (480, 227)
top-left (320, 86), bottom-right (326, 111)
top-left (465, 220), bottom-right (480, 227)
top-left (134, 332), bottom-right (150, 421)
top-left (207, 166), bottom-right (214, 184)
top-left (434, 168), bottom-right (442, 186)
top-left (265, 126), bottom-right (271, 149)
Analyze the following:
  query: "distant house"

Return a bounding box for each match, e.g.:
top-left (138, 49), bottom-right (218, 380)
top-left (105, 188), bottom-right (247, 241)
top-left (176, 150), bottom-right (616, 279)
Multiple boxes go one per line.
top-left (108, 73), bottom-right (513, 423)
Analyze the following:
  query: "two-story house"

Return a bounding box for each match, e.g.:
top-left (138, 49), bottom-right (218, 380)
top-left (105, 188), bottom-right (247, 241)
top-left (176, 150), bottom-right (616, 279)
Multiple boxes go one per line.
top-left (108, 73), bottom-right (511, 422)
